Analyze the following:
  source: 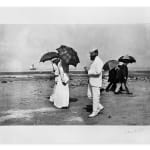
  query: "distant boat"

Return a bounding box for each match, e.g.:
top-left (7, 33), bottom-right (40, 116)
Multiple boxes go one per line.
top-left (29, 64), bottom-right (37, 70)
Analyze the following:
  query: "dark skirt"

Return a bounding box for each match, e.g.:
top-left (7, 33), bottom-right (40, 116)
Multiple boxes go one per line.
top-left (108, 68), bottom-right (116, 83)
top-left (115, 65), bottom-right (128, 83)
top-left (108, 65), bottom-right (128, 83)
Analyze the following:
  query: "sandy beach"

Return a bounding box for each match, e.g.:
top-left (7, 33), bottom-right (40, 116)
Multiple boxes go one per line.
top-left (0, 72), bottom-right (149, 125)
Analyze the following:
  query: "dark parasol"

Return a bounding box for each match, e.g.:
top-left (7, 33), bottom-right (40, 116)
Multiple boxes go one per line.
top-left (56, 45), bottom-right (80, 67)
top-left (40, 51), bottom-right (59, 62)
top-left (103, 60), bottom-right (119, 71)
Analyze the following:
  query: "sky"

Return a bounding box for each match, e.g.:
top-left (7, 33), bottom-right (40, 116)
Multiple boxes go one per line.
top-left (0, 8), bottom-right (150, 71)
top-left (0, 24), bottom-right (150, 71)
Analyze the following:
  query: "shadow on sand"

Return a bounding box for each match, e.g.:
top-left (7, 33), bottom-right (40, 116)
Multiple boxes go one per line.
top-left (69, 97), bottom-right (78, 103)
top-left (45, 96), bottom-right (78, 103)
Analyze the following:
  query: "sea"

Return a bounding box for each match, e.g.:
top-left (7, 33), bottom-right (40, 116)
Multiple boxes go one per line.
top-left (0, 70), bottom-right (149, 81)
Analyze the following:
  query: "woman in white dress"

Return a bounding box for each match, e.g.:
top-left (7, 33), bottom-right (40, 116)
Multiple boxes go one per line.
top-left (51, 59), bottom-right (69, 108)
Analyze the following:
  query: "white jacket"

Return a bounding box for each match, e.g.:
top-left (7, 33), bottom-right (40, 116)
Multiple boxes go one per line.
top-left (88, 56), bottom-right (103, 87)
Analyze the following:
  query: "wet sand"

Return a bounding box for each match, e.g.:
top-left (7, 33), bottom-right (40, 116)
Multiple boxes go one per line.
top-left (0, 75), bottom-right (150, 125)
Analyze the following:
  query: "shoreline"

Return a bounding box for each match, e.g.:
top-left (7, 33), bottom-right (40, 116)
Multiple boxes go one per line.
top-left (0, 71), bottom-right (149, 89)
top-left (0, 70), bottom-right (149, 74)
top-left (0, 70), bottom-right (149, 80)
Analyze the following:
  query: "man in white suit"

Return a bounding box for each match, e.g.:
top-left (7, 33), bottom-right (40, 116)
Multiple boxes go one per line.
top-left (84, 49), bottom-right (104, 118)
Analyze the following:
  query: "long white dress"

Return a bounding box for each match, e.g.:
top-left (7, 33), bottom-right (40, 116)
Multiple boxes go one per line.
top-left (53, 61), bottom-right (69, 108)
top-left (49, 63), bottom-right (59, 102)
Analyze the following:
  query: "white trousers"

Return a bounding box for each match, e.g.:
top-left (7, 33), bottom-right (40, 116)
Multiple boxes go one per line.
top-left (87, 84), bottom-right (104, 113)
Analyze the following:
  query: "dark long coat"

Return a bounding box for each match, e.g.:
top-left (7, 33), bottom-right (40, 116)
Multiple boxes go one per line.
top-left (115, 64), bottom-right (128, 83)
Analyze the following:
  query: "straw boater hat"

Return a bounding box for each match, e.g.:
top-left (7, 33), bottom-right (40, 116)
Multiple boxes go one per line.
top-left (89, 48), bottom-right (98, 53)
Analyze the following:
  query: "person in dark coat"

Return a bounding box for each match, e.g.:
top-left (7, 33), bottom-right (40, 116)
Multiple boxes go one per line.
top-left (105, 68), bottom-right (117, 92)
top-left (114, 62), bottom-right (132, 94)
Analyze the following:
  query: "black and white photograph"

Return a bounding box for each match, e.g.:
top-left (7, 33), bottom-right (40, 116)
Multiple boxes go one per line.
top-left (0, 6), bottom-right (150, 144)
top-left (0, 8), bottom-right (149, 125)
